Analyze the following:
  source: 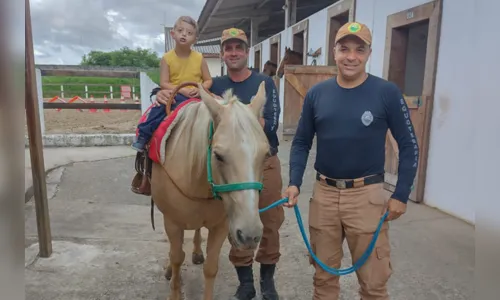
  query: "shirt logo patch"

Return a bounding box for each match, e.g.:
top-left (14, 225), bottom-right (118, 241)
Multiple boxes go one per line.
top-left (361, 111), bottom-right (374, 126)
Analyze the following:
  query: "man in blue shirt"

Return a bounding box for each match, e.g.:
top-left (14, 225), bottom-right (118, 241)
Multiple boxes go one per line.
top-left (283, 22), bottom-right (419, 300)
top-left (156, 28), bottom-right (283, 300)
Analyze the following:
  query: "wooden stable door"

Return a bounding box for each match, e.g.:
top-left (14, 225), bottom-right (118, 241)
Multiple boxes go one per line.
top-left (282, 65), bottom-right (337, 140)
top-left (384, 96), bottom-right (425, 200)
top-left (382, 0), bottom-right (442, 202)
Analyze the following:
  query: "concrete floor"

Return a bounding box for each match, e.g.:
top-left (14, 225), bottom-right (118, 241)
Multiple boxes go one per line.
top-left (25, 141), bottom-right (474, 300)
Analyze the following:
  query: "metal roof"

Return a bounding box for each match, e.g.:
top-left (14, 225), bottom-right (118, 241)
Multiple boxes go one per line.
top-left (197, 0), bottom-right (337, 42)
top-left (197, 0), bottom-right (286, 41)
top-left (164, 27), bottom-right (221, 55)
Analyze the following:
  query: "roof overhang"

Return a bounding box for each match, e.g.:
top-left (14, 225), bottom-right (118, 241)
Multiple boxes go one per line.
top-left (197, 0), bottom-right (285, 41)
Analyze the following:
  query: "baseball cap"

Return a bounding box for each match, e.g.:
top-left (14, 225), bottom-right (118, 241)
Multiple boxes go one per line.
top-left (221, 28), bottom-right (249, 46)
top-left (334, 22), bottom-right (372, 45)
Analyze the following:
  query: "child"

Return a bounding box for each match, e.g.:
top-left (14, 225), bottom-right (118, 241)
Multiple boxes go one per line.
top-left (132, 16), bottom-right (213, 152)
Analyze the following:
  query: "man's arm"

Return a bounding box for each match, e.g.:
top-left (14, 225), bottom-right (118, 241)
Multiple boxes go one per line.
top-left (200, 58), bottom-right (213, 91)
top-left (289, 89), bottom-right (316, 190)
top-left (261, 78), bottom-right (280, 136)
top-left (385, 84), bottom-right (419, 203)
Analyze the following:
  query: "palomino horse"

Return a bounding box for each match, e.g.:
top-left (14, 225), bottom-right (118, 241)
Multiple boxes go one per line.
top-left (165, 60), bottom-right (277, 280)
top-left (181, 61), bottom-right (276, 269)
top-left (151, 81), bottom-right (271, 300)
top-left (276, 46), bottom-right (303, 78)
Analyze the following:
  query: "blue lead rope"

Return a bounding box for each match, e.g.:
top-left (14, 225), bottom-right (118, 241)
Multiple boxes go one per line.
top-left (259, 197), bottom-right (389, 276)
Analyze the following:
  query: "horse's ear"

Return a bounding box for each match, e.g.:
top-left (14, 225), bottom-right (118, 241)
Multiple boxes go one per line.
top-left (248, 81), bottom-right (267, 118)
top-left (198, 83), bottom-right (223, 119)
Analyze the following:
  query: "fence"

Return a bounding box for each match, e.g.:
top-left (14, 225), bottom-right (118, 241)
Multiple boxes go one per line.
top-left (34, 68), bottom-right (159, 134)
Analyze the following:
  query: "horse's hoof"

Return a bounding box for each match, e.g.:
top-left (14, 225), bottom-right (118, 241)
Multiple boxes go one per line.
top-left (192, 252), bottom-right (205, 265)
top-left (165, 267), bottom-right (172, 281)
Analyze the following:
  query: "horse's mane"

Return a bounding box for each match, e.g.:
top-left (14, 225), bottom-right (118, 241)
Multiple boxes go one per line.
top-left (168, 90), bottom-right (268, 174)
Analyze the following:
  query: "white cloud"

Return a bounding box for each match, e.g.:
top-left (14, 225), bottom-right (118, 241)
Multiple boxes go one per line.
top-left (31, 0), bottom-right (206, 64)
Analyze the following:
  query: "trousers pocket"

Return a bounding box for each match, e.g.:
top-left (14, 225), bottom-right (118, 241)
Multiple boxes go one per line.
top-left (368, 184), bottom-right (387, 206)
top-left (369, 245), bottom-right (393, 287)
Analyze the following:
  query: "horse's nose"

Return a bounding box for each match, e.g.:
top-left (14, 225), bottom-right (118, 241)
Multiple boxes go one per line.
top-left (236, 229), bottom-right (261, 247)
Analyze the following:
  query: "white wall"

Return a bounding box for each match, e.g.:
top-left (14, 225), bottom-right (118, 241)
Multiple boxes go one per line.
top-left (357, 0), bottom-right (477, 224)
top-left (206, 57), bottom-right (222, 77)
top-left (139, 72), bottom-right (159, 113)
top-left (305, 9), bottom-right (328, 66)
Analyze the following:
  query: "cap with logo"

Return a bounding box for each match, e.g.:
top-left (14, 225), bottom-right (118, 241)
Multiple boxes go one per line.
top-left (221, 28), bottom-right (249, 46)
top-left (334, 22), bottom-right (372, 45)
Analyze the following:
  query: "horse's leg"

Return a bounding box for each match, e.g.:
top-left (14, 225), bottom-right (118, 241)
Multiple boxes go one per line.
top-left (203, 221), bottom-right (229, 300)
top-left (163, 218), bottom-right (185, 300)
top-left (192, 228), bottom-right (205, 265)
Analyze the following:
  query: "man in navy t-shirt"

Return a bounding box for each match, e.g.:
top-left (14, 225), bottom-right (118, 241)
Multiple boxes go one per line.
top-left (210, 28), bottom-right (283, 300)
top-left (283, 22), bottom-right (419, 299)
top-left (155, 28), bottom-right (283, 300)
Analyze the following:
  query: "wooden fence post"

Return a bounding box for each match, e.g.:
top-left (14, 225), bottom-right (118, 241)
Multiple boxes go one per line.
top-left (25, 0), bottom-right (53, 258)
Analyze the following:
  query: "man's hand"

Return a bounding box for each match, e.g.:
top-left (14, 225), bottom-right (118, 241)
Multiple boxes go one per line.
top-left (155, 89), bottom-right (172, 106)
top-left (385, 198), bottom-right (407, 221)
top-left (259, 117), bottom-right (265, 128)
top-left (282, 185), bottom-right (300, 208)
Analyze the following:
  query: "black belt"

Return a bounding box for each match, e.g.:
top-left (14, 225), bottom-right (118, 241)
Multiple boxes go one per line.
top-left (269, 147), bottom-right (278, 157)
top-left (316, 172), bottom-right (384, 189)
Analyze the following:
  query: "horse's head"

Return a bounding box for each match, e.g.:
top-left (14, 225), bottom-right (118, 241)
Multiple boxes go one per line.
top-left (276, 47), bottom-right (303, 78)
top-left (198, 83), bottom-right (270, 250)
top-left (263, 60), bottom-right (277, 77)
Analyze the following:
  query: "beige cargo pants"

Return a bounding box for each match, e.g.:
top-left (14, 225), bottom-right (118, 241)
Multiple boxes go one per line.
top-left (309, 174), bottom-right (392, 300)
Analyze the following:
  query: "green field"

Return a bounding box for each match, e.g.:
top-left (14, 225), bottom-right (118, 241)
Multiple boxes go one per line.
top-left (41, 70), bottom-right (160, 99)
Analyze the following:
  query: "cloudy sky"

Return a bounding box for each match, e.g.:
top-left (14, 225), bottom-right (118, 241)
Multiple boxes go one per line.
top-left (31, 0), bottom-right (206, 64)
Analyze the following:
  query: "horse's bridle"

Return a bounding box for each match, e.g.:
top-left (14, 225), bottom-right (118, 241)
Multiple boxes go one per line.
top-left (165, 82), bottom-right (264, 200)
top-left (206, 121), bottom-right (264, 200)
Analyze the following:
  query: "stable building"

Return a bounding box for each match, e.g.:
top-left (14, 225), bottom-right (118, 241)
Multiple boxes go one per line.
top-left (198, 0), bottom-right (483, 225)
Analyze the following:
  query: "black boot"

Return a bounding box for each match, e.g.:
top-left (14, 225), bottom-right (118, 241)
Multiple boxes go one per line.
top-left (260, 264), bottom-right (279, 300)
top-left (231, 265), bottom-right (256, 300)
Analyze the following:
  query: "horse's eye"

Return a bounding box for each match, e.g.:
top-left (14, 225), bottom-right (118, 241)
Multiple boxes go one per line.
top-left (214, 152), bottom-right (224, 162)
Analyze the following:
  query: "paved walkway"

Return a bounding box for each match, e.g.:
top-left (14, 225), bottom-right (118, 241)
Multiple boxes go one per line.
top-left (24, 142), bottom-right (474, 299)
top-left (24, 146), bottom-right (135, 202)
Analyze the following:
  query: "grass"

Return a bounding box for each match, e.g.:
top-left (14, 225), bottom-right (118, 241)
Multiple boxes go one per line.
top-left (42, 69), bottom-right (161, 99)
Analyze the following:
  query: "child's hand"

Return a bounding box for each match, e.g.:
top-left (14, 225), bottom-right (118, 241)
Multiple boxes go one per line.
top-left (179, 87), bottom-right (191, 98)
top-left (189, 87), bottom-right (200, 98)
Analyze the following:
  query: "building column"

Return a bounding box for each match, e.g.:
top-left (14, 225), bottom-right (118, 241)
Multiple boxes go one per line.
top-left (250, 17), bottom-right (267, 47)
top-left (285, 0), bottom-right (297, 28)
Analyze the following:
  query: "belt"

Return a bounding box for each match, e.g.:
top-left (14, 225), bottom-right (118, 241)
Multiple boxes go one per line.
top-left (269, 147), bottom-right (278, 157)
top-left (316, 172), bottom-right (384, 189)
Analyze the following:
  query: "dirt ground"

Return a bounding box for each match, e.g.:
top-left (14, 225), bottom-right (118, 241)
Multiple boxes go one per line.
top-left (26, 99), bottom-right (143, 134)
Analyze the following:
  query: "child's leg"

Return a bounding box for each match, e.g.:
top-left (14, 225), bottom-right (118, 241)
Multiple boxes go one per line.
top-left (132, 104), bottom-right (167, 152)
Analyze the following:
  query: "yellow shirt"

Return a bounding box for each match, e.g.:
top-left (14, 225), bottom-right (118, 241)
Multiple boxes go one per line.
top-left (163, 49), bottom-right (204, 85)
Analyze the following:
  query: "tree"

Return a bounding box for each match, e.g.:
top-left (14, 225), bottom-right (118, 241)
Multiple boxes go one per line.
top-left (80, 47), bottom-right (161, 68)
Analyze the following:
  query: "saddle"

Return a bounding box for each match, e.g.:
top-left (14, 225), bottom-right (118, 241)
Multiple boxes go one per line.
top-left (130, 87), bottom-right (160, 196)
top-left (130, 82), bottom-right (206, 196)
top-left (131, 148), bottom-right (154, 195)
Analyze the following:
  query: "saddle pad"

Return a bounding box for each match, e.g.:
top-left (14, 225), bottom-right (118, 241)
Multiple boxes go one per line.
top-left (135, 98), bottom-right (201, 164)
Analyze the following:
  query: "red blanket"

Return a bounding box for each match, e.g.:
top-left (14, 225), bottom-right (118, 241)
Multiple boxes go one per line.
top-left (135, 98), bottom-right (201, 163)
